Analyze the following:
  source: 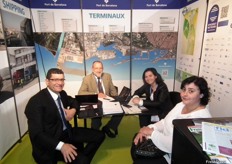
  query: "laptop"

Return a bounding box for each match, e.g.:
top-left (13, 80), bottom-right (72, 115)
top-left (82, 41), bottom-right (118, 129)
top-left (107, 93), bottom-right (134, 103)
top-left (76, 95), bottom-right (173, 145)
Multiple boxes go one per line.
top-left (75, 94), bottom-right (98, 104)
top-left (111, 86), bottom-right (131, 104)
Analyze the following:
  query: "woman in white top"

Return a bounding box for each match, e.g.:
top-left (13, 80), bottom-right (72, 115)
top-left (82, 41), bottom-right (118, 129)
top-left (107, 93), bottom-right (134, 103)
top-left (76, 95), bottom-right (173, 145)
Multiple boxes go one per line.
top-left (131, 76), bottom-right (212, 164)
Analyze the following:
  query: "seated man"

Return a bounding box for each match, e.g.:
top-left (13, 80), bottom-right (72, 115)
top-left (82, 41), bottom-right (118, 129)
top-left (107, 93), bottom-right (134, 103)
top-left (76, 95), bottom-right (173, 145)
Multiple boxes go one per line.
top-left (25, 68), bottom-right (105, 164)
top-left (78, 61), bottom-right (123, 138)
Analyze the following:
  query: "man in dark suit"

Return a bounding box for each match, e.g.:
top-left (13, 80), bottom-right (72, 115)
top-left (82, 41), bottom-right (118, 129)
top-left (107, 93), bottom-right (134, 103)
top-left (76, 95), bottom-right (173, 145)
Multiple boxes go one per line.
top-left (78, 61), bottom-right (123, 138)
top-left (25, 68), bottom-right (105, 164)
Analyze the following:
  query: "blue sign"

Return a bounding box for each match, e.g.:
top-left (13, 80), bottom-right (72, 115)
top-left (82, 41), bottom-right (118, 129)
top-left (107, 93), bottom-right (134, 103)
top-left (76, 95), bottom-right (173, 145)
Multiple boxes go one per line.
top-left (11, 0), bottom-right (29, 7)
top-left (179, 0), bottom-right (199, 8)
top-left (29, 0), bottom-right (81, 9)
top-left (82, 0), bottom-right (131, 10)
top-left (207, 5), bottom-right (219, 33)
top-left (133, 0), bottom-right (181, 9)
top-left (218, 20), bottom-right (228, 27)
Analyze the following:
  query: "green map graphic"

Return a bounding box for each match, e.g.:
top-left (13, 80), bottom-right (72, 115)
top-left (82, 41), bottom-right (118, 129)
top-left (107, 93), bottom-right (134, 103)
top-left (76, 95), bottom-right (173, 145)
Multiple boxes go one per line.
top-left (182, 8), bottom-right (198, 55)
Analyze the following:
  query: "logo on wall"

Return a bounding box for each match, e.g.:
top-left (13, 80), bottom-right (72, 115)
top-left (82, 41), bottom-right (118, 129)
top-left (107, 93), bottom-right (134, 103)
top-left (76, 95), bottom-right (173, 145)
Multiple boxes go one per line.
top-left (97, 0), bottom-right (117, 8)
top-left (151, 0), bottom-right (167, 7)
top-left (53, 0), bottom-right (58, 2)
top-left (207, 4), bottom-right (219, 33)
top-left (154, 0), bottom-right (159, 3)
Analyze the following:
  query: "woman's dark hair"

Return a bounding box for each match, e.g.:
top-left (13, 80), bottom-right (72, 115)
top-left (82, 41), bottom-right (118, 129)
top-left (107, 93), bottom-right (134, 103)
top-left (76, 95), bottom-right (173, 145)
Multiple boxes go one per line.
top-left (181, 76), bottom-right (211, 105)
top-left (142, 68), bottom-right (163, 84)
top-left (46, 68), bottom-right (64, 79)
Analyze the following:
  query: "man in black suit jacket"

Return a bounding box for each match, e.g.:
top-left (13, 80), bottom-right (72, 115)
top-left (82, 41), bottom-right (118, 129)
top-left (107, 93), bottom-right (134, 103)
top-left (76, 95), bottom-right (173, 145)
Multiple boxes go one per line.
top-left (25, 68), bottom-right (105, 164)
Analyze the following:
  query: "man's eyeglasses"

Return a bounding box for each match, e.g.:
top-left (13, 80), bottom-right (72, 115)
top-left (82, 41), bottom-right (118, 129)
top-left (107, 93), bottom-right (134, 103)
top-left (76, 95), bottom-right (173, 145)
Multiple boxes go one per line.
top-left (49, 79), bottom-right (65, 82)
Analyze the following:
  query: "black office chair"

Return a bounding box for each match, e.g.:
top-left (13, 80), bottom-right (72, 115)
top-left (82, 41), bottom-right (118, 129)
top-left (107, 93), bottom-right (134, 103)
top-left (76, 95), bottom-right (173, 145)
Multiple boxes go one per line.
top-left (169, 91), bottom-right (182, 107)
top-left (114, 86), bottom-right (118, 95)
top-left (151, 91), bottom-right (181, 123)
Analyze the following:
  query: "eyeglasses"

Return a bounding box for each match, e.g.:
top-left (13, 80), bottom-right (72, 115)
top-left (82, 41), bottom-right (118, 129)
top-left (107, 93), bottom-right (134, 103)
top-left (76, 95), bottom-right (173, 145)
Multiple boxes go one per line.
top-left (49, 79), bottom-right (65, 82)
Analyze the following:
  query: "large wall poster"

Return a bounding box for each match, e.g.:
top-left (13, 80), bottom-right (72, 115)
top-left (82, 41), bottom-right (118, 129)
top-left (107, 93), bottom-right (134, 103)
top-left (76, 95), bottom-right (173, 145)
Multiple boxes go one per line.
top-left (0, 0), bottom-right (40, 136)
top-left (0, 51), bottom-right (19, 160)
top-left (175, 0), bottom-right (207, 91)
top-left (181, 8), bottom-right (199, 55)
top-left (30, 0), bottom-right (83, 96)
top-left (0, 7), bottom-right (19, 159)
top-left (82, 0), bottom-right (131, 92)
top-left (200, 0), bottom-right (232, 117)
top-left (0, 12), bottom-right (6, 51)
top-left (131, 0), bottom-right (179, 93)
top-left (0, 34), bottom-right (19, 160)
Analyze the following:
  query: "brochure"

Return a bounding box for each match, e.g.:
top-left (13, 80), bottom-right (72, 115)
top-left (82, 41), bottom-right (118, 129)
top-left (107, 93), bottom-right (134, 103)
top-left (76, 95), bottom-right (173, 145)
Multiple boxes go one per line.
top-left (188, 125), bottom-right (203, 147)
top-left (202, 122), bottom-right (232, 158)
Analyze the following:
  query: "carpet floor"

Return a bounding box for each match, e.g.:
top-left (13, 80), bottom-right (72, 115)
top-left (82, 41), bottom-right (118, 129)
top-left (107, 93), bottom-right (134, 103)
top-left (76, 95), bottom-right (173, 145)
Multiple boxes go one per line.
top-left (0, 115), bottom-right (140, 164)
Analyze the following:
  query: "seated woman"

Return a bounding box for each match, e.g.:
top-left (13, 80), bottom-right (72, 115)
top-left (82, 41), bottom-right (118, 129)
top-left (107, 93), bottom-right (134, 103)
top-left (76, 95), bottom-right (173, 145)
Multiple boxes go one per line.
top-left (131, 68), bottom-right (173, 127)
top-left (131, 76), bottom-right (212, 164)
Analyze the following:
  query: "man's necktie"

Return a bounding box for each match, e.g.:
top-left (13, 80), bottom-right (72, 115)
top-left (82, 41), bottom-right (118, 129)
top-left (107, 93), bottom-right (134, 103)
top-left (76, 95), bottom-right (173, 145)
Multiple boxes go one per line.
top-left (57, 96), bottom-right (68, 130)
top-left (57, 96), bottom-right (72, 138)
top-left (97, 77), bottom-right (104, 93)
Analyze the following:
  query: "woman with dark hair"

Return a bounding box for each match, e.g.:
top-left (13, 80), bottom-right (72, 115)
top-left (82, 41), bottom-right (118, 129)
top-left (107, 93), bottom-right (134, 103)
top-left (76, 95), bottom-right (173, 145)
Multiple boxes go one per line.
top-left (131, 68), bottom-right (173, 127)
top-left (131, 76), bottom-right (212, 164)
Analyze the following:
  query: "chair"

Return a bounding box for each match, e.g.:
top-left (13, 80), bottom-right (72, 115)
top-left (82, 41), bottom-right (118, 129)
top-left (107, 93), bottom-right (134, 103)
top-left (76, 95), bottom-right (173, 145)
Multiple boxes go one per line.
top-left (151, 91), bottom-right (181, 123)
top-left (169, 91), bottom-right (181, 107)
top-left (114, 86), bottom-right (118, 95)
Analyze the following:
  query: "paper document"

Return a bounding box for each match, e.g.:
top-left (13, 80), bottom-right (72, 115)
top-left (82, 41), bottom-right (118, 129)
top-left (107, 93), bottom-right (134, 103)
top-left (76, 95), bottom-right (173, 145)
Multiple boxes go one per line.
top-left (101, 100), bottom-right (123, 115)
top-left (123, 98), bottom-right (147, 114)
top-left (202, 122), bottom-right (232, 158)
top-left (122, 105), bottom-right (142, 114)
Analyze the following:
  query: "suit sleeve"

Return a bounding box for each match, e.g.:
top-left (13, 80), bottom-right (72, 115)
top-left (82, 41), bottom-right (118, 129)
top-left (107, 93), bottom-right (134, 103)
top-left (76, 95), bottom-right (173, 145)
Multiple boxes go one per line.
top-left (25, 95), bottom-right (60, 151)
top-left (60, 90), bottom-right (79, 111)
top-left (143, 85), bottom-right (170, 109)
top-left (78, 76), bottom-right (97, 95)
top-left (133, 84), bottom-right (147, 96)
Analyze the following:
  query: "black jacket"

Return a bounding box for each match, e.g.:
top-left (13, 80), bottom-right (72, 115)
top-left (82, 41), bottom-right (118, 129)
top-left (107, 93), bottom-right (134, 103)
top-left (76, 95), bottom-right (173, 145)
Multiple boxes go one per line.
top-left (25, 88), bottom-right (78, 163)
top-left (133, 82), bottom-right (173, 119)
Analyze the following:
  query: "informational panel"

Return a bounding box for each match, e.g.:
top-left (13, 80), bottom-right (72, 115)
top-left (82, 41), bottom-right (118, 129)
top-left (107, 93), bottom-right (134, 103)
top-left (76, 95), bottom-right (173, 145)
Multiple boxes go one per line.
top-left (0, 10), bottom-right (19, 159)
top-left (0, 0), bottom-right (40, 142)
top-left (30, 1), bottom-right (82, 33)
top-left (175, 0), bottom-right (207, 91)
top-left (131, 0), bottom-right (179, 93)
top-left (82, 0), bottom-right (131, 92)
top-left (200, 0), bottom-right (232, 117)
top-left (30, 0), bottom-right (83, 96)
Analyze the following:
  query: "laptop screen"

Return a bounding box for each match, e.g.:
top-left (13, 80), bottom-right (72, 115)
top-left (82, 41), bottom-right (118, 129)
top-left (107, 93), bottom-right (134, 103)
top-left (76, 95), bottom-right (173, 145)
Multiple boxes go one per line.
top-left (75, 94), bottom-right (98, 104)
top-left (119, 86), bottom-right (131, 98)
